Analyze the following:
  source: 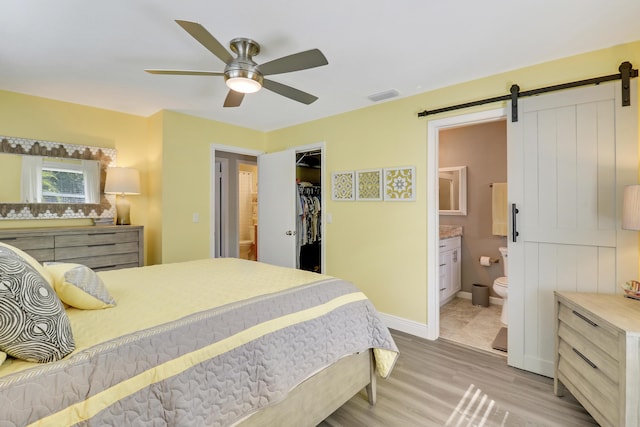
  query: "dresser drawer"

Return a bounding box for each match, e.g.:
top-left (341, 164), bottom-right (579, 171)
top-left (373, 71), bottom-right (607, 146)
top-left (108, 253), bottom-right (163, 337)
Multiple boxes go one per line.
top-left (55, 241), bottom-right (139, 260)
top-left (0, 235), bottom-right (55, 262)
top-left (62, 253), bottom-right (140, 271)
top-left (557, 320), bottom-right (618, 384)
top-left (55, 230), bottom-right (140, 247)
top-left (557, 303), bottom-right (618, 360)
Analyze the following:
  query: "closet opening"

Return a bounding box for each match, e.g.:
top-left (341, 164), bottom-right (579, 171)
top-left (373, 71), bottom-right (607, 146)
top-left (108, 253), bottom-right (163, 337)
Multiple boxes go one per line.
top-left (296, 149), bottom-right (322, 273)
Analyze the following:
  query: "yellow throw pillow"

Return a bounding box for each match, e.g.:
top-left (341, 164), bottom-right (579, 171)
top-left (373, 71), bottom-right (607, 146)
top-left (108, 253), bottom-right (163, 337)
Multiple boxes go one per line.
top-left (0, 242), bottom-right (54, 286)
top-left (45, 263), bottom-right (116, 310)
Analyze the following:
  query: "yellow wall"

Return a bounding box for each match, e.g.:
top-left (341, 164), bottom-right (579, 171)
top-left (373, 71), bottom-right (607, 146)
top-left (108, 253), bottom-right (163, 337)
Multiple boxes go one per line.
top-left (267, 41), bottom-right (640, 324)
top-left (159, 111), bottom-right (265, 263)
top-left (0, 90), bottom-right (152, 261)
top-left (0, 41), bottom-right (638, 326)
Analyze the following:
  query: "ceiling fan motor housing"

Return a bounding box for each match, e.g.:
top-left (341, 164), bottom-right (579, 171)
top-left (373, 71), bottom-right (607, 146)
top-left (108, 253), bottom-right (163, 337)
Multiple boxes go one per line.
top-left (224, 38), bottom-right (264, 87)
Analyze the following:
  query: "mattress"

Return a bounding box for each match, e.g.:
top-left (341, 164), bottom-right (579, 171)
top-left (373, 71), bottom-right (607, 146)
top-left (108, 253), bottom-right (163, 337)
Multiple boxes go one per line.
top-left (0, 258), bottom-right (398, 426)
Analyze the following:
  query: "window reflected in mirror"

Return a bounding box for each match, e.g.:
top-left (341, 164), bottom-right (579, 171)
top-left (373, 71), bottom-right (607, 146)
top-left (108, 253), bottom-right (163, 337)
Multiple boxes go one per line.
top-left (19, 156), bottom-right (100, 204)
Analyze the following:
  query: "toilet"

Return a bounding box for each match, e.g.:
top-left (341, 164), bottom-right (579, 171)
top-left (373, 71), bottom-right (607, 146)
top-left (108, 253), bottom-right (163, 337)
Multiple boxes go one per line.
top-left (493, 246), bottom-right (509, 325)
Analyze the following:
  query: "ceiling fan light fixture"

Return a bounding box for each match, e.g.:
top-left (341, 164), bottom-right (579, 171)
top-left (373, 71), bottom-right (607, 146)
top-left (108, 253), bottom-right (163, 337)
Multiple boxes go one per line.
top-left (224, 68), bottom-right (263, 94)
top-left (226, 76), bottom-right (262, 93)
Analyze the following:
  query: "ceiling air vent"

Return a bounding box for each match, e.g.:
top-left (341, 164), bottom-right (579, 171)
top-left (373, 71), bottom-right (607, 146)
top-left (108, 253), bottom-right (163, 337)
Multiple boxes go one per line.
top-left (368, 89), bottom-right (399, 102)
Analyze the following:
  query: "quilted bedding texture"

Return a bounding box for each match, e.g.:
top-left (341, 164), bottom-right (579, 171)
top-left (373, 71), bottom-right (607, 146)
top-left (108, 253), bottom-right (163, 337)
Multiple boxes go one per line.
top-left (0, 258), bottom-right (398, 426)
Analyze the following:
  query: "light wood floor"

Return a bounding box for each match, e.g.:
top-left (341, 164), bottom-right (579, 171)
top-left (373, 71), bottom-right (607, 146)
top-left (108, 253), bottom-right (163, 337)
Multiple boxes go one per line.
top-left (320, 330), bottom-right (597, 427)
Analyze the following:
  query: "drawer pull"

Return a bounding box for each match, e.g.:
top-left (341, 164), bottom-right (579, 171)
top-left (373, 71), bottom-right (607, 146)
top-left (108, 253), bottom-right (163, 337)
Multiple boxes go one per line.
top-left (572, 348), bottom-right (598, 369)
top-left (1, 237), bottom-right (17, 241)
top-left (87, 243), bottom-right (116, 248)
top-left (439, 263), bottom-right (446, 267)
top-left (572, 310), bottom-right (599, 327)
top-left (88, 232), bottom-right (117, 236)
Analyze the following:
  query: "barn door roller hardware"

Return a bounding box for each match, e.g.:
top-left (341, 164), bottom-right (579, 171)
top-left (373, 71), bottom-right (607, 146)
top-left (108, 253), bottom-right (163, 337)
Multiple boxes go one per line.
top-left (417, 62), bottom-right (638, 122)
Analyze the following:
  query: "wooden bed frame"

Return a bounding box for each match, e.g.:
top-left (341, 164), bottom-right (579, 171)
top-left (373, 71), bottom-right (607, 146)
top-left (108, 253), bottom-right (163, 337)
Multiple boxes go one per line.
top-left (241, 350), bottom-right (376, 426)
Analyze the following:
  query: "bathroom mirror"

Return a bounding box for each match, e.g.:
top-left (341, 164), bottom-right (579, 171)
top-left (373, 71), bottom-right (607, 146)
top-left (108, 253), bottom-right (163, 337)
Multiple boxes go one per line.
top-left (439, 166), bottom-right (467, 216)
top-left (0, 135), bottom-right (116, 220)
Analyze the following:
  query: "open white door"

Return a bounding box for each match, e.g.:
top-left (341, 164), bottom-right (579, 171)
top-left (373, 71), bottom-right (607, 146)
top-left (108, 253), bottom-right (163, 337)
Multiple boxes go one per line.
top-left (257, 149), bottom-right (297, 268)
top-left (507, 80), bottom-right (638, 377)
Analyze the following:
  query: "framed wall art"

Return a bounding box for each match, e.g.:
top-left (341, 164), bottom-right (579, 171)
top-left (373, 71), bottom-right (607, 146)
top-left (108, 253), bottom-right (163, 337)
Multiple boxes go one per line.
top-left (331, 171), bottom-right (355, 201)
top-left (384, 166), bottom-right (416, 201)
top-left (356, 169), bottom-right (382, 201)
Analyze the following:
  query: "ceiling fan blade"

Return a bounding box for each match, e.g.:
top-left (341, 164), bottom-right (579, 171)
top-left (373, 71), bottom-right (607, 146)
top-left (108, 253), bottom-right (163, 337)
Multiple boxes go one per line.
top-left (175, 20), bottom-right (234, 64)
top-left (145, 69), bottom-right (225, 76)
top-left (262, 79), bottom-right (318, 105)
top-left (223, 90), bottom-right (245, 107)
top-left (258, 49), bottom-right (328, 76)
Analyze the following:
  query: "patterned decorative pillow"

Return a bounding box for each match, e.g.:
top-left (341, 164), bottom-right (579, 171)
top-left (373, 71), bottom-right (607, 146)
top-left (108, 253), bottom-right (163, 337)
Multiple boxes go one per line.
top-left (0, 246), bottom-right (75, 363)
top-left (0, 242), bottom-right (54, 286)
top-left (45, 263), bottom-right (116, 310)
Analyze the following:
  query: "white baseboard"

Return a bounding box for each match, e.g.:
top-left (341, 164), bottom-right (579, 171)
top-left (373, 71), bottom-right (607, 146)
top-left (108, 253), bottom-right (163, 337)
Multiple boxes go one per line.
top-left (378, 312), bottom-right (431, 339)
top-left (457, 291), bottom-right (504, 306)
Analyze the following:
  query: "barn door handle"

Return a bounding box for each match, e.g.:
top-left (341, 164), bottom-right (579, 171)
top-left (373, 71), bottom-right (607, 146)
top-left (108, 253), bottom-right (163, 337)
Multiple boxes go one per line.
top-left (511, 203), bottom-right (519, 243)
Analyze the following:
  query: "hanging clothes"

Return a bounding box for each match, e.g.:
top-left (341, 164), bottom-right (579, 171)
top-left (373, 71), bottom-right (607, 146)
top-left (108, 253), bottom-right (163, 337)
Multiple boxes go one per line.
top-left (297, 183), bottom-right (322, 272)
top-left (297, 184), bottom-right (321, 245)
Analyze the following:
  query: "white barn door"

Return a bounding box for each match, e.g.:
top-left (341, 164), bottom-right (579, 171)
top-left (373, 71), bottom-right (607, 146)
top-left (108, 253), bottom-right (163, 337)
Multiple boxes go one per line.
top-left (507, 80), bottom-right (638, 377)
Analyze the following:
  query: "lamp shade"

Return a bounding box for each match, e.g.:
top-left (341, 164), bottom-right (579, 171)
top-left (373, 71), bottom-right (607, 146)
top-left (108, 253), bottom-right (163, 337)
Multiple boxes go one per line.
top-left (622, 184), bottom-right (640, 230)
top-left (104, 167), bottom-right (140, 195)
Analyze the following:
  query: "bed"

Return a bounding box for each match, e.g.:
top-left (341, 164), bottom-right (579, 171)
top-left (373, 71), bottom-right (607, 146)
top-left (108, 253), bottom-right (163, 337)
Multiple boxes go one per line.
top-left (0, 243), bottom-right (398, 427)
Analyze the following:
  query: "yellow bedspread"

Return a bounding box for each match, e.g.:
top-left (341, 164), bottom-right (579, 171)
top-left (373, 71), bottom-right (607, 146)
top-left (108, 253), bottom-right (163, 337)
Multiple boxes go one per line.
top-left (1, 258), bottom-right (335, 376)
top-left (0, 258), bottom-right (399, 427)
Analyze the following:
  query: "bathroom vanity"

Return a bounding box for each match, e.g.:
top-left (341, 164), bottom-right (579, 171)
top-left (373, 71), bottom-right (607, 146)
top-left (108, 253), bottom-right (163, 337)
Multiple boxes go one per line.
top-left (439, 229), bottom-right (462, 306)
top-left (554, 292), bottom-right (640, 427)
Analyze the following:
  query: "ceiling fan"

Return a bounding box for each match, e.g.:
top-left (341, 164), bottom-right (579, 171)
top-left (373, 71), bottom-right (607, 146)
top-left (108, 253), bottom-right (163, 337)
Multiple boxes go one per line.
top-left (145, 20), bottom-right (328, 107)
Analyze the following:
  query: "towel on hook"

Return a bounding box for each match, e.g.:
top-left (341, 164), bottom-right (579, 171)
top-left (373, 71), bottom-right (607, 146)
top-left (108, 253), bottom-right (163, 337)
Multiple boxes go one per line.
top-left (492, 182), bottom-right (508, 236)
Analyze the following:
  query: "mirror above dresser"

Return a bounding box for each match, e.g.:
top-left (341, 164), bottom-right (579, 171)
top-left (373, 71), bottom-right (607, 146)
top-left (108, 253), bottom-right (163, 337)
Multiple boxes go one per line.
top-left (0, 135), bottom-right (116, 220)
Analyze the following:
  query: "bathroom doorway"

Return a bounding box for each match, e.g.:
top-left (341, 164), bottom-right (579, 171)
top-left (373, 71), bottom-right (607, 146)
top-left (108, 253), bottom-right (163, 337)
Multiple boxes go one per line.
top-left (212, 147), bottom-right (261, 259)
top-left (427, 108), bottom-right (508, 355)
top-left (238, 161), bottom-right (258, 261)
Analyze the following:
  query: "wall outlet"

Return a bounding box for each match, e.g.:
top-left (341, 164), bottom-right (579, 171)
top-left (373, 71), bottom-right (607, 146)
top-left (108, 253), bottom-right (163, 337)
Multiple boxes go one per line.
top-left (192, 213), bottom-right (199, 223)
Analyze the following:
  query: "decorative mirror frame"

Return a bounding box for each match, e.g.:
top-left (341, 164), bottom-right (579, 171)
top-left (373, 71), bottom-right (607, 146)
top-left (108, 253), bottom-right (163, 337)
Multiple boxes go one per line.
top-left (0, 135), bottom-right (116, 220)
top-left (439, 165), bottom-right (467, 216)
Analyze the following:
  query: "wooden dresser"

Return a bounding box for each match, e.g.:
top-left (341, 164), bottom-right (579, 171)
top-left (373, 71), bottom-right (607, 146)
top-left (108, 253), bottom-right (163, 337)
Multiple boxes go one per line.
top-left (554, 291), bottom-right (640, 427)
top-left (0, 225), bottom-right (143, 271)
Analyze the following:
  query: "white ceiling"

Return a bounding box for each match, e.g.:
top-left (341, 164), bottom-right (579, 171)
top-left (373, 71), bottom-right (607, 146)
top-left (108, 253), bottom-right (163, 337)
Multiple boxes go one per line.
top-left (2, 1), bottom-right (640, 131)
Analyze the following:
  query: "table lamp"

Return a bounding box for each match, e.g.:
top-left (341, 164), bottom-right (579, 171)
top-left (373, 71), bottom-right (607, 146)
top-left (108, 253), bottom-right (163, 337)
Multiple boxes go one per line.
top-left (104, 167), bottom-right (140, 225)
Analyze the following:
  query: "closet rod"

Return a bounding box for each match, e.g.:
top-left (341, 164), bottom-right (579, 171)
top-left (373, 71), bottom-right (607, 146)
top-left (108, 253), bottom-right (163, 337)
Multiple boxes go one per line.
top-left (417, 61), bottom-right (637, 122)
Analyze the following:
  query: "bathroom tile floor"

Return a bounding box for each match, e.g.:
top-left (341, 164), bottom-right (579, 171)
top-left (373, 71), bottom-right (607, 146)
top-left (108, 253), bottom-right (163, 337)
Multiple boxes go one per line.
top-left (439, 297), bottom-right (506, 357)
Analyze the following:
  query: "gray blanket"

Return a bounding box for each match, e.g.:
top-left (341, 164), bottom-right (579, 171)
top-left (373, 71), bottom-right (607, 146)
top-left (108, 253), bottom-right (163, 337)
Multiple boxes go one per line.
top-left (0, 278), bottom-right (398, 426)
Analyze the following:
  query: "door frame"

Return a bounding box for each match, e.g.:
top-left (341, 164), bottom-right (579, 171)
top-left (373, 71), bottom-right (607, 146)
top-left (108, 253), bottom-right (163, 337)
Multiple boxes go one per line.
top-left (210, 144), bottom-right (264, 258)
top-left (426, 108), bottom-right (506, 340)
top-left (214, 157), bottom-right (229, 257)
